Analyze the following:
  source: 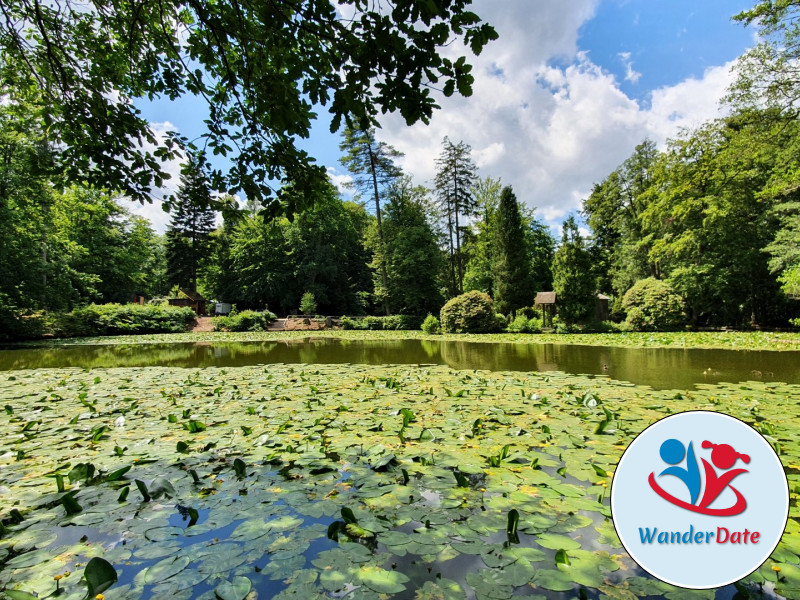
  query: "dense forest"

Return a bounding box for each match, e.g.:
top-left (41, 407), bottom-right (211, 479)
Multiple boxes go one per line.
top-left (1, 0), bottom-right (799, 334)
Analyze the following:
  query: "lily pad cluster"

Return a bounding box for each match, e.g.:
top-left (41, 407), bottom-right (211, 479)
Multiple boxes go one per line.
top-left (0, 364), bottom-right (799, 599)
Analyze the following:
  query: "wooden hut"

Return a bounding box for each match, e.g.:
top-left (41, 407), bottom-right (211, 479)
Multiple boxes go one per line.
top-left (168, 288), bottom-right (207, 315)
top-left (595, 293), bottom-right (610, 322)
top-left (534, 291), bottom-right (557, 327)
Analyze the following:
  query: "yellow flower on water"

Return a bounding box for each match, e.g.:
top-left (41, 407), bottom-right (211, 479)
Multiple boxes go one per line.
top-left (772, 565), bottom-right (782, 572)
top-left (96, 594), bottom-right (105, 600)
top-left (64, 571), bottom-right (71, 577)
top-left (54, 575), bottom-right (63, 581)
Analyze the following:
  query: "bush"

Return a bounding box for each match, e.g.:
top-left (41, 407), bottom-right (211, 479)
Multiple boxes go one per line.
top-left (341, 315), bottom-right (424, 330)
top-left (213, 309), bottom-right (277, 332)
top-left (527, 316), bottom-right (543, 333)
top-left (49, 304), bottom-right (196, 337)
top-left (507, 314), bottom-right (530, 333)
top-left (622, 278), bottom-right (687, 331)
top-left (552, 315), bottom-right (579, 334)
top-left (583, 320), bottom-right (624, 333)
top-left (421, 314), bottom-right (440, 334)
top-left (0, 295), bottom-right (45, 340)
top-left (440, 291), bottom-right (500, 334)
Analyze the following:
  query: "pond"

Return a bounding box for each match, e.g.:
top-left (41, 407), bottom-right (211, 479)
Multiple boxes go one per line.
top-left (2, 344), bottom-right (800, 600)
top-left (1, 337), bottom-right (799, 389)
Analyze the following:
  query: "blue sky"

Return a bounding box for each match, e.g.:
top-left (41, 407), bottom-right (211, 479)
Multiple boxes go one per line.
top-left (131, 1), bottom-right (758, 233)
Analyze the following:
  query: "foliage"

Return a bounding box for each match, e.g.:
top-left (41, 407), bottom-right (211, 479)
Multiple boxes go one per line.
top-left (506, 315), bottom-right (544, 334)
top-left (0, 0), bottom-right (496, 214)
top-left (339, 127), bottom-right (403, 314)
top-left (421, 314), bottom-right (441, 334)
top-left (552, 217), bottom-right (595, 325)
top-left (340, 315), bottom-right (424, 331)
top-left (622, 278), bottom-right (687, 332)
top-left (212, 310), bottom-right (277, 332)
top-left (49, 304), bottom-right (195, 338)
top-left (463, 177), bottom-right (502, 295)
top-left (300, 292), bottom-right (318, 316)
top-left (221, 186), bottom-right (372, 315)
top-left (493, 186), bottom-right (533, 314)
top-left (166, 158), bottom-right (216, 291)
top-left (3, 361), bottom-right (800, 598)
top-left (440, 291), bottom-right (500, 333)
top-left (434, 137), bottom-right (478, 296)
top-left (378, 178), bottom-right (443, 316)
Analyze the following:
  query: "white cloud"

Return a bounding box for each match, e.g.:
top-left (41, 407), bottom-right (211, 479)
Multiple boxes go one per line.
top-left (327, 166), bottom-right (355, 198)
top-left (370, 0), bottom-right (742, 233)
top-left (124, 121), bottom-right (185, 233)
top-left (618, 51), bottom-right (642, 83)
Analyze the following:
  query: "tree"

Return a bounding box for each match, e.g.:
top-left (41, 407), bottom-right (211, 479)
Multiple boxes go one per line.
top-left (339, 126), bottom-right (403, 314)
top-left (493, 187), bottom-right (532, 314)
top-left (583, 139), bottom-right (658, 297)
top-left (552, 217), bottom-right (594, 325)
top-left (526, 215), bottom-right (556, 293)
top-left (166, 159), bottom-right (216, 291)
top-left (434, 137), bottom-right (478, 296)
top-left (227, 185), bottom-right (372, 315)
top-left (379, 177), bottom-right (443, 316)
top-left (463, 177), bottom-right (502, 295)
top-left (0, 1), bottom-right (496, 215)
top-left (300, 292), bottom-right (317, 315)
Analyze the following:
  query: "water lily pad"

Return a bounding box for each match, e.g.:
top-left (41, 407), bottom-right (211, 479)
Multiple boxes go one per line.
top-left (215, 576), bottom-right (251, 600)
top-left (358, 566), bottom-right (410, 594)
top-left (144, 555), bottom-right (191, 584)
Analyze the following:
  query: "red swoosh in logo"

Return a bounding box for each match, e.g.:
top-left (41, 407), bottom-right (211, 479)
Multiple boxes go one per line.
top-left (648, 472), bottom-right (747, 516)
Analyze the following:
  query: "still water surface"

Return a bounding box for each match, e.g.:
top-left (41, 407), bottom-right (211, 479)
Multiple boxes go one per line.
top-left (1, 337), bottom-right (798, 389)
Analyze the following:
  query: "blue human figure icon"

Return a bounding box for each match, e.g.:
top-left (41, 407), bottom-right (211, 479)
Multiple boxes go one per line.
top-left (658, 438), bottom-right (701, 505)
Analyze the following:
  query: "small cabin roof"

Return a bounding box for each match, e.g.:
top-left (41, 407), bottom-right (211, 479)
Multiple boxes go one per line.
top-left (179, 288), bottom-right (206, 302)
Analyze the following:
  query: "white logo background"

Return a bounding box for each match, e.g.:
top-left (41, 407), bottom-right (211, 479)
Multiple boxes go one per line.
top-left (611, 411), bottom-right (789, 589)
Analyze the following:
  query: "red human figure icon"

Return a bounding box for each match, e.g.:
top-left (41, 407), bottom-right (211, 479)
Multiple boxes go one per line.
top-left (698, 441), bottom-right (750, 510)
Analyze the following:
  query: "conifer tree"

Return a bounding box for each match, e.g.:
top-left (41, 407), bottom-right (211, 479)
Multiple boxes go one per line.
top-left (166, 158), bottom-right (216, 292)
top-left (552, 216), bottom-right (595, 324)
top-left (493, 186), bottom-right (532, 315)
top-left (339, 126), bottom-right (403, 315)
top-left (434, 137), bottom-right (477, 296)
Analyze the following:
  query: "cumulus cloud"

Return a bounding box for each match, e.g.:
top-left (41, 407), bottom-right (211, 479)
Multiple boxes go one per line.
top-left (124, 121), bottom-right (185, 233)
top-left (327, 166), bottom-right (355, 198)
top-left (361, 0), bottom-right (742, 233)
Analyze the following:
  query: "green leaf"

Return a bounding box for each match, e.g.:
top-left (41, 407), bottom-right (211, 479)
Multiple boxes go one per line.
top-left (215, 576), bottom-right (252, 600)
top-left (555, 548), bottom-right (570, 565)
top-left (233, 458), bottom-right (247, 477)
top-left (61, 493), bottom-right (82, 515)
top-left (135, 479), bottom-right (151, 502)
top-left (358, 566), bottom-right (410, 594)
top-left (105, 465), bottom-right (131, 482)
top-left (3, 591), bottom-right (38, 600)
top-left (341, 507), bottom-right (357, 524)
top-left (149, 476), bottom-right (176, 499)
top-left (84, 557), bottom-right (118, 596)
top-left (506, 509), bottom-right (519, 535)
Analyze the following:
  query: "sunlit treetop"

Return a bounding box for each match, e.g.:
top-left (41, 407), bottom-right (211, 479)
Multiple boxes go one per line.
top-left (0, 0), bottom-right (497, 217)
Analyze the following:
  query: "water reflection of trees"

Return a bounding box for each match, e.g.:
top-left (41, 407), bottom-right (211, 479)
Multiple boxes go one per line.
top-left (1, 339), bottom-right (798, 389)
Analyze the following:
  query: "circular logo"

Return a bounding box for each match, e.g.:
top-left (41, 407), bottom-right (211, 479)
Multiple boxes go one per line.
top-left (611, 411), bottom-right (788, 589)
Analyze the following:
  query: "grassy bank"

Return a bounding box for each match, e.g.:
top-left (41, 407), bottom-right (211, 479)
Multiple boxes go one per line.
top-left (7, 328), bottom-right (800, 352)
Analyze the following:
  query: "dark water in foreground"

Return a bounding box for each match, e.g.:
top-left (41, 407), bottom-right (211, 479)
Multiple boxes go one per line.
top-left (1, 337), bottom-right (798, 389)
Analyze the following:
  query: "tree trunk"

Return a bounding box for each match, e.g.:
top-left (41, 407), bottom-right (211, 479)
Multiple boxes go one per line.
top-left (453, 167), bottom-right (463, 294)
top-left (367, 138), bottom-right (391, 316)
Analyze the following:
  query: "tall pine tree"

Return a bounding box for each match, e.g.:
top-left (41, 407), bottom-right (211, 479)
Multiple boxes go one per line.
top-left (339, 126), bottom-right (403, 315)
top-left (434, 137), bottom-right (477, 296)
top-left (493, 186), bottom-right (532, 315)
top-left (166, 158), bottom-right (216, 292)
